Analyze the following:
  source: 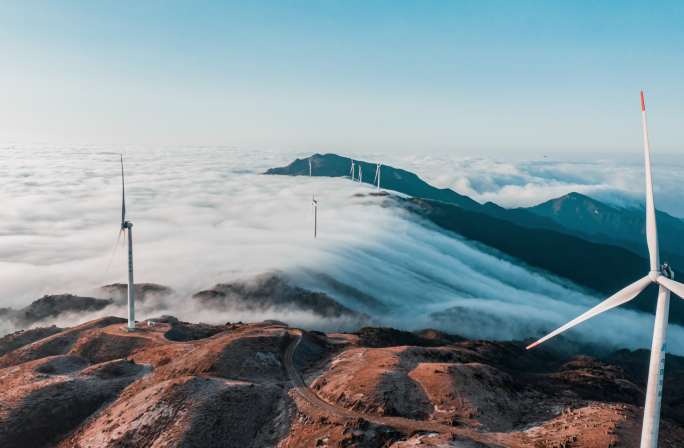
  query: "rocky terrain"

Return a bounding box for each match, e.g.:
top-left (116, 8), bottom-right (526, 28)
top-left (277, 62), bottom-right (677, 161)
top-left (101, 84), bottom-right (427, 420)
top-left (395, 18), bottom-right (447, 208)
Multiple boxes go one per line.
top-left (1, 317), bottom-right (683, 447)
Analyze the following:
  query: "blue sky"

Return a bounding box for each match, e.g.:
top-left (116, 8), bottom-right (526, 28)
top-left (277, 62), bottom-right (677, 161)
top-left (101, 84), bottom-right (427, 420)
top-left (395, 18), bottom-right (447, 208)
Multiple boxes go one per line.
top-left (1, 1), bottom-right (683, 154)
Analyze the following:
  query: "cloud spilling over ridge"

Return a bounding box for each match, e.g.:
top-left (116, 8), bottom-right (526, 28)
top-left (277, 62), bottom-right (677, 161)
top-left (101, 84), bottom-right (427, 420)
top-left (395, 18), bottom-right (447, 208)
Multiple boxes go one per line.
top-left (2, 146), bottom-right (684, 354)
top-left (374, 153), bottom-right (684, 217)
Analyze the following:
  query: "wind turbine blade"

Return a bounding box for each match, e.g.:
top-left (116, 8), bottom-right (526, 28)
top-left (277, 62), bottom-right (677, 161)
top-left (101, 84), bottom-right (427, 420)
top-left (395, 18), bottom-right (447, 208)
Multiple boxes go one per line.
top-left (120, 154), bottom-right (126, 226)
top-left (641, 91), bottom-right (659, 271)
top-left (526, 276), bottom-right (652, 350)
top-left (657, 276), bottom-right (684, 299)
top-left (103, 229), bottom-right (124, 276)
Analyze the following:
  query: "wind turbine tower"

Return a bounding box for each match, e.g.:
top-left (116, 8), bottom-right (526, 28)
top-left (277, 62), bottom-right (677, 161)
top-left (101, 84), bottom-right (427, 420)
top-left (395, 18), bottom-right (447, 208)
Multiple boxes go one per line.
top-left (120, 155), bottom-right (136, 331)
top-left (358, 164), bottom-right (363, 183)
top-left (374, 162), bottom-right (382, 190)
top-left (312, 194), bottom-right (318, 238)
top-left (526, 91), bottom-right (684, 448)
top-left (349, 159), bottom-right (355, 180)
top-left (309, 157), bottom-right (318, 238)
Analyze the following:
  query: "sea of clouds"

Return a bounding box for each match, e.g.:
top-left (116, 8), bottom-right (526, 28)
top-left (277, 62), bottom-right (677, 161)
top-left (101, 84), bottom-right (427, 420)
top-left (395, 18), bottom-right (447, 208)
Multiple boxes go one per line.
top-left (2, 145), bottom-right (684, 354)
top-left (374, 152), bottom-right (684, 217)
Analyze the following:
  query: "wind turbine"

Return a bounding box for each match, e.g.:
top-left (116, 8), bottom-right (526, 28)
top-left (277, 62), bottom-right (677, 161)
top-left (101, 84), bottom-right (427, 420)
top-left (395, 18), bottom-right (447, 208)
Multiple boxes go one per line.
top-left (349, 159), bottom-right (355, 180)
top-left (119, 155), bottom-right (136, 331)
top-left (312, 193), bottom-right (318, 238)
top-left (526, 91), bottom-right (684, 448)
top-left (358, 164), bottom-right (363, 183)
top-left (309, 158), bottom-right (312, 177)
top-left (374, 162), bottom-right (382, 190)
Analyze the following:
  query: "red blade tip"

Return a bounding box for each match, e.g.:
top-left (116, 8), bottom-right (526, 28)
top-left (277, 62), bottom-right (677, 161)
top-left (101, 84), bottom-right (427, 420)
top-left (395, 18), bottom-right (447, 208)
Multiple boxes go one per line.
top-left (640, 91), bottom-right (646, 111)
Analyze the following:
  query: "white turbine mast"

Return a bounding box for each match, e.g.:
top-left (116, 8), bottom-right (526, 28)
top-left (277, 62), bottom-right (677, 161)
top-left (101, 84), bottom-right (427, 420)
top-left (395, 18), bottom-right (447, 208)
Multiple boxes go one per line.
top-left (526, 91), bottom-right (684, 448)
top-left (120, 155), bottom-right (136, 331)
top-left (374, 162), bottom-right (382, 190)
top-left (312, 193), bottom-right (318, 238)
top-left (349, 159), bottom-right (355, 180)
top-left (309, 158), bottom-right (312, 177)
top-left (358, 164), bottom-right (363, 183)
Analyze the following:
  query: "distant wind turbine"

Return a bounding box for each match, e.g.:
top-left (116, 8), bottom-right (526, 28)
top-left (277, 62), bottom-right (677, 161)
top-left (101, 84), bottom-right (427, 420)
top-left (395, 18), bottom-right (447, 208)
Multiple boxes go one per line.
top-left (119, 155), bottom-right (136, 331)
top-left (358, 164), bottom-right (363, 183)
top-left (309, 157), bottom-right (318, 238)
top-left (526, 91), bottom-right (684, 448)
top-left (349, 159), bottom-right (355, 180)
top-left (312, 193), bottom-right (318, 238)
top-left (374, 162), bottom-right (382, 190)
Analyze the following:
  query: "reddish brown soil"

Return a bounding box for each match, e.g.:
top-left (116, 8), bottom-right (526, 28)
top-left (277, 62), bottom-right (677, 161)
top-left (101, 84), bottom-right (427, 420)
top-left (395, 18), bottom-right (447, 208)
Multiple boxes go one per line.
top-left (0, 317), bottom-right (682, 447)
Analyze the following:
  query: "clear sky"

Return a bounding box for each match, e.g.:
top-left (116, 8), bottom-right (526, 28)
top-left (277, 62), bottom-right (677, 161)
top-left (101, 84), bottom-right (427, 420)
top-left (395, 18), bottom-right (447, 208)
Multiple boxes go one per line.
top-left (1, 1), bottom-right (683, 155)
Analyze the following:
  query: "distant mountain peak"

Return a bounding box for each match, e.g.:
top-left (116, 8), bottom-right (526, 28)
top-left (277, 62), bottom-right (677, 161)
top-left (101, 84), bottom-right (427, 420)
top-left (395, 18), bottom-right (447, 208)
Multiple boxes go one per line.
top-left (548, 192), bottom-right (605, 206)
top-left (561, 192), bottom-right (590, 200)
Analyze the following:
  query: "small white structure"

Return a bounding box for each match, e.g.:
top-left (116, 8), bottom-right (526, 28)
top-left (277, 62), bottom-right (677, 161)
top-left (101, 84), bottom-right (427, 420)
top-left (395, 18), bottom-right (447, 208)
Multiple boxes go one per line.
top-left (312, 194), bottom-right (318, 238)
top-left (374, 162), bottom-right (382, 190)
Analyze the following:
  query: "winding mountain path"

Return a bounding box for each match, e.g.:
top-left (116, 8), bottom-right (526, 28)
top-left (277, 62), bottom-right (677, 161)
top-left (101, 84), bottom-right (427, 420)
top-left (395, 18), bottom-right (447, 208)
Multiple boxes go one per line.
top-left (283, 329), bottom-right (507, 446)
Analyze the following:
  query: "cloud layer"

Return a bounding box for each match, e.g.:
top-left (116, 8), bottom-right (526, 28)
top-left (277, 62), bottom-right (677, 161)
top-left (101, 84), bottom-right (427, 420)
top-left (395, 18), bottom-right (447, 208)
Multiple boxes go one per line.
top-left (374, 153), bottom-right (684, 217)
top-left (2, 146), bottom-right (683, 354)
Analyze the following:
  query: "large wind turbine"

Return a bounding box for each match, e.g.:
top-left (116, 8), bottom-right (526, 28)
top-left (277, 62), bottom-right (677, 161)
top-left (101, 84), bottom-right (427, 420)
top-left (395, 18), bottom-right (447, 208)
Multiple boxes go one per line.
top-left (358, 164), bottom-right (363, 183)
top-left (120, 155), bottom-right (136, 331)
top-left (374, 162), bottom-right (382, 190)
top-left (526, 91), bottom-right (684, 448)
top-left (349, 159), bottom-right (355, 180)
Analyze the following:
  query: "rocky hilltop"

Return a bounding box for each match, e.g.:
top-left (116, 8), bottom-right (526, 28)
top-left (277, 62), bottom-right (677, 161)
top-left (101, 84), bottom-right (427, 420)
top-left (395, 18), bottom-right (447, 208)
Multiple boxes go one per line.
top-left (1, 317), bottom-right (682, 447)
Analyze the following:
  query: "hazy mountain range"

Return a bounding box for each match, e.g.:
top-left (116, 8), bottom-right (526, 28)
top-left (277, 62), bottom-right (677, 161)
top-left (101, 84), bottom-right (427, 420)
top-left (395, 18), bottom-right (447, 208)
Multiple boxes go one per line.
top-left (266, 153), bottom-right (684, 325)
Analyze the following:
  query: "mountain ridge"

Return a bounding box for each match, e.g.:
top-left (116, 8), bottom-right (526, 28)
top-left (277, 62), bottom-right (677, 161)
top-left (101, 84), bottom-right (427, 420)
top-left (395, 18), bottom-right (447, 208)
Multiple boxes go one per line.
top-left (525, 191), bottom-right (684, 263)
top-left (266, 153), bottom-right (684, 264)
top-left (266, 153), bottom-right (684, 325)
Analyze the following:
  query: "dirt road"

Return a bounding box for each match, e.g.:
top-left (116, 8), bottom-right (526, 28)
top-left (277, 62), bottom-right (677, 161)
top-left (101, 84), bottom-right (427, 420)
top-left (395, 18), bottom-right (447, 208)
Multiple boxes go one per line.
top-left (283, 330), bottom-right (506, 446)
